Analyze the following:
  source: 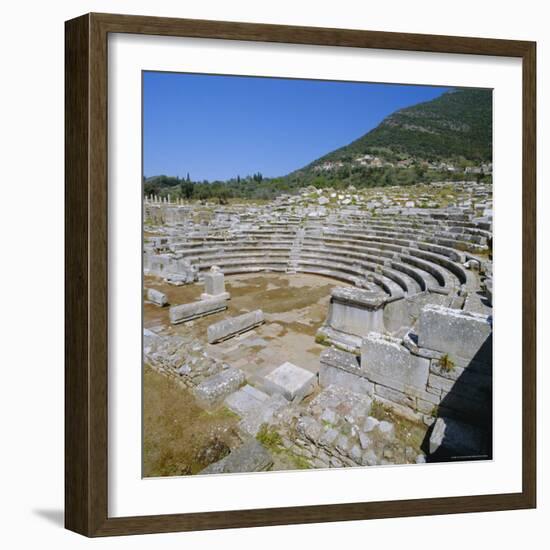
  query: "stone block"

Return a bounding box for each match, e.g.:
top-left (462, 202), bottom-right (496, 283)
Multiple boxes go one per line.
top-left (202, 266), bottom-right (227, 297)
top-left (428, 373), bottom-right (455, 393)
top-left (363, 416), bottom-right (379, 433)
top-left (328, 286), bottom-right (388, 337)
top-left (374, 396), bottom-right (423, 423)
top-left (417, 305), bottom-right (492, 365)
top-left (320, 347), bottom-right (362, 375)
top-left (416, 398), bottom-right (438, 415)
top-left (319, 364), bottom-right (373, 395)
top-left (169, 297), bottom-right (227, 324)
top-left (200, 439), bottom-right (273, 474)
top-left (193, 367), bottom-right (246, 409)
top-left (377, 420), bottom-right (395, 440)
top-left (429, 360), bottom-right (465, 382)
top-left (224, 384), bottom-right (269, 417)
top-left (263, 362), bottom-right (317, 402)
top-left (146, 288), bottom-right (168, 307)
top-left (361, 332), bottom-right (430, 394)
top-left (207, 310), bottom-right (264, 344)
top-left (238, 394), bottom-right (288, 437)
top-left (374, 384), bottom-right (415, 409)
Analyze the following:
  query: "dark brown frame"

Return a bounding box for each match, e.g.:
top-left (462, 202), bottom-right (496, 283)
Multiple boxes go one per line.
top-left (65, 12), bottom-right (537, 537)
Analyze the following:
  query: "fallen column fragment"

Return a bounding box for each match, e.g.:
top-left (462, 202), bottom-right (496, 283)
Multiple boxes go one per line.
top-left (169, 297), bottom-right (227, 324)
top-left (145, 288), bottom-right (168, 307)
top-left (207, 309), bottom-right (264, 344)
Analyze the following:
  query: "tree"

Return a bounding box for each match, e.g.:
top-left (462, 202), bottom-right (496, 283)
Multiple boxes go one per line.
top-left (180, 180), bottom-right (194, 199)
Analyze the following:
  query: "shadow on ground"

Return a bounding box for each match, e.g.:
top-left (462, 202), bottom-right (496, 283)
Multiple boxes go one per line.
top-left (33, 509), bottom-right (64, 527)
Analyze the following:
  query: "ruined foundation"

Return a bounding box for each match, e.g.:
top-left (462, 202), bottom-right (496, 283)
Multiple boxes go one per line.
top-left (143, 182), bottom-right (493, 474)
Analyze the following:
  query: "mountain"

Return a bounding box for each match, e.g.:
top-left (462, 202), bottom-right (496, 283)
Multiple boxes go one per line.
top-left (293, 88), bottom-right (492, 177)
top-left (145, 88), bottom-right (492, 201)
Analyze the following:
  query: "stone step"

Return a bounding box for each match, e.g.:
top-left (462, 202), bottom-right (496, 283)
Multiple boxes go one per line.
top-left (193, 367), bottom-right (246, 410)
top-left (224, 384), bottom-right (288, 437)
top-left (260, 361), bottom-right (318, 403)
top-left (199, 439), bottom-right (273, 474)
top-left (224, 384), bottom-right (270, 417)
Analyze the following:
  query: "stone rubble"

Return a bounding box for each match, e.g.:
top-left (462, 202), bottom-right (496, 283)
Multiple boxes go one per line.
top-left (143, 181), bottom-right (493, 473)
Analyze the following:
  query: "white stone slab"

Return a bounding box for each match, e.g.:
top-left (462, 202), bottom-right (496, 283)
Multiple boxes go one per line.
top-left (263, 362), bottom-right (317, 402)
top-left (224, 384), bottom-right (269, 417)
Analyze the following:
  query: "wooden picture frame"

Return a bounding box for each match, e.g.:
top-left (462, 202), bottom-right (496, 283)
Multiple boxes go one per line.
top-left (65, 12), bottom-right (536, 537)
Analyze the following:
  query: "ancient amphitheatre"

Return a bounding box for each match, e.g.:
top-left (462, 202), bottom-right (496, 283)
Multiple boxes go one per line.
top-left (143, 181), bottom-right (493, 475)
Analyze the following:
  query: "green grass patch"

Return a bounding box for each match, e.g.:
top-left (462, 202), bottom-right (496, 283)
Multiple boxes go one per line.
top-left (256, 425), bottom-right (283, 450)
top-left (438, 353), bottom-right (455, 372)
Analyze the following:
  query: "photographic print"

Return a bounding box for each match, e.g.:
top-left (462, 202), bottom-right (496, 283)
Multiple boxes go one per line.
top-left (142, 73), bottom-right (493, 477)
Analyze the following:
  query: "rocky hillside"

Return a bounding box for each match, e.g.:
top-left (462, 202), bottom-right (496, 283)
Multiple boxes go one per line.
top-left (297, 88), bottom-right (492, 175)
top-left (145, 88), bottom-right (492, 200)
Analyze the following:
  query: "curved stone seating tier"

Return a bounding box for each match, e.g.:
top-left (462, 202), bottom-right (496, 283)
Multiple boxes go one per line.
top-left (416, 242), bottom-right (464, 262)
top-left (196, 263), bottom-right (289, 278)
top-left (388, 260), bottom-right (437, 292)
top-left (193, 251), bottom-right (291, 266)
top-left (301, 242), bottom-right (396, 262)
top-left (144, 201), bottom-right (491, 308)
top-left (176, 222), bottom-right (488, 255)
top-left (332, 226), bottom-right (486, 251)
top-left (408, 248), bottom-right (474, 289)
top-left (336, 211), bottom-right (490, 231)
top-left (300, 239), bottom-right (462, 292)
top-left (369, 215), bottom-right (492, 236)
top-left (305, 236), bottom-right (403, 256)
top-left (337, 213), bottom-right (488, 232)
top-left (297, 250), bottom-right (421, 295)
top-left (162, 238), bottom-right (467, 297)
top-left (399, 255), bottom-right (452, 291)
top-left (214, 265), bottom-right (289, 276)
top-left (321, 228), bottom-right (478, 255)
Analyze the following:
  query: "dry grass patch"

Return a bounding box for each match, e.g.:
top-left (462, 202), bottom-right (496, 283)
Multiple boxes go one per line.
top-left (143, 365), bottom-right (240, 477)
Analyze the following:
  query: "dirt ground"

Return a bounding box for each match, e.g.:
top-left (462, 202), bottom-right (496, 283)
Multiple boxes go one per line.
top-left (143, 272), bottom-right (348, 476)
top-left (143, 365), bottom-right (241, 477)
top-left (144, 272), bottom-right (349, 382)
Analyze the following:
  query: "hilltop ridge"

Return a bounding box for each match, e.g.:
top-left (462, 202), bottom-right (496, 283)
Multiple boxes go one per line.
top-left (145, 88), bottom-right (492, 200)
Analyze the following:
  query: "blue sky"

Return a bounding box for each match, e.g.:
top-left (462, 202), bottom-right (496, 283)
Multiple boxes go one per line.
top-left (143, 72), bottom-right (449, 181)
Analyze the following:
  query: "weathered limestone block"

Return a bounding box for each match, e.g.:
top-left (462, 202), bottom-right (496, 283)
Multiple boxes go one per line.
top-left (319, 364), bottom-right (373, 396)
top-left (201, 266), bottom-right (230, 300)
top-left (169, 297), bottom-right (227, 324)
top-left (417, 305), bottom-right (492, 366)
top-left (145, 288), bottom-right (167, 307)
top-left (319, 348), bottom-right (373, 395)
top-left (224, 384), bottom-right (269, 416)
top-left (207, 310), bottom-right (264, 344)
top-left (164, 272), bottom-right (195, 286)
top-left (416, 397), bottom-right (438, 415)
top-left (225, 385), bottom-right (287, 436)
top-left (374, 395), bottom-right (424, 423)
top-left (374, 384), bottom-right (416, 409)
top-left (199, 439), bottom-right (273, 474)
top-left (327, 286), bottom-right (388, 337)
top-left (238, 394), bottom-right (288, 437)
top-left (320, 347), bottom-right (361, 375)
top-left (144, 253), bottom-right (197, 284)
top-left (263, 362), bottom-right (317, 402)
top-left (361, 332), bottom-right (430, 394)
top-left (429, 416), bottom-right (487, 457)
top-left (193, 367), bottom-right (246, 409)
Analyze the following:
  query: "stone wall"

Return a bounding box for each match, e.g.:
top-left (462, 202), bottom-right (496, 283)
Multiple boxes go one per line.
top-left (318, 304), bottom-right (492, 428)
